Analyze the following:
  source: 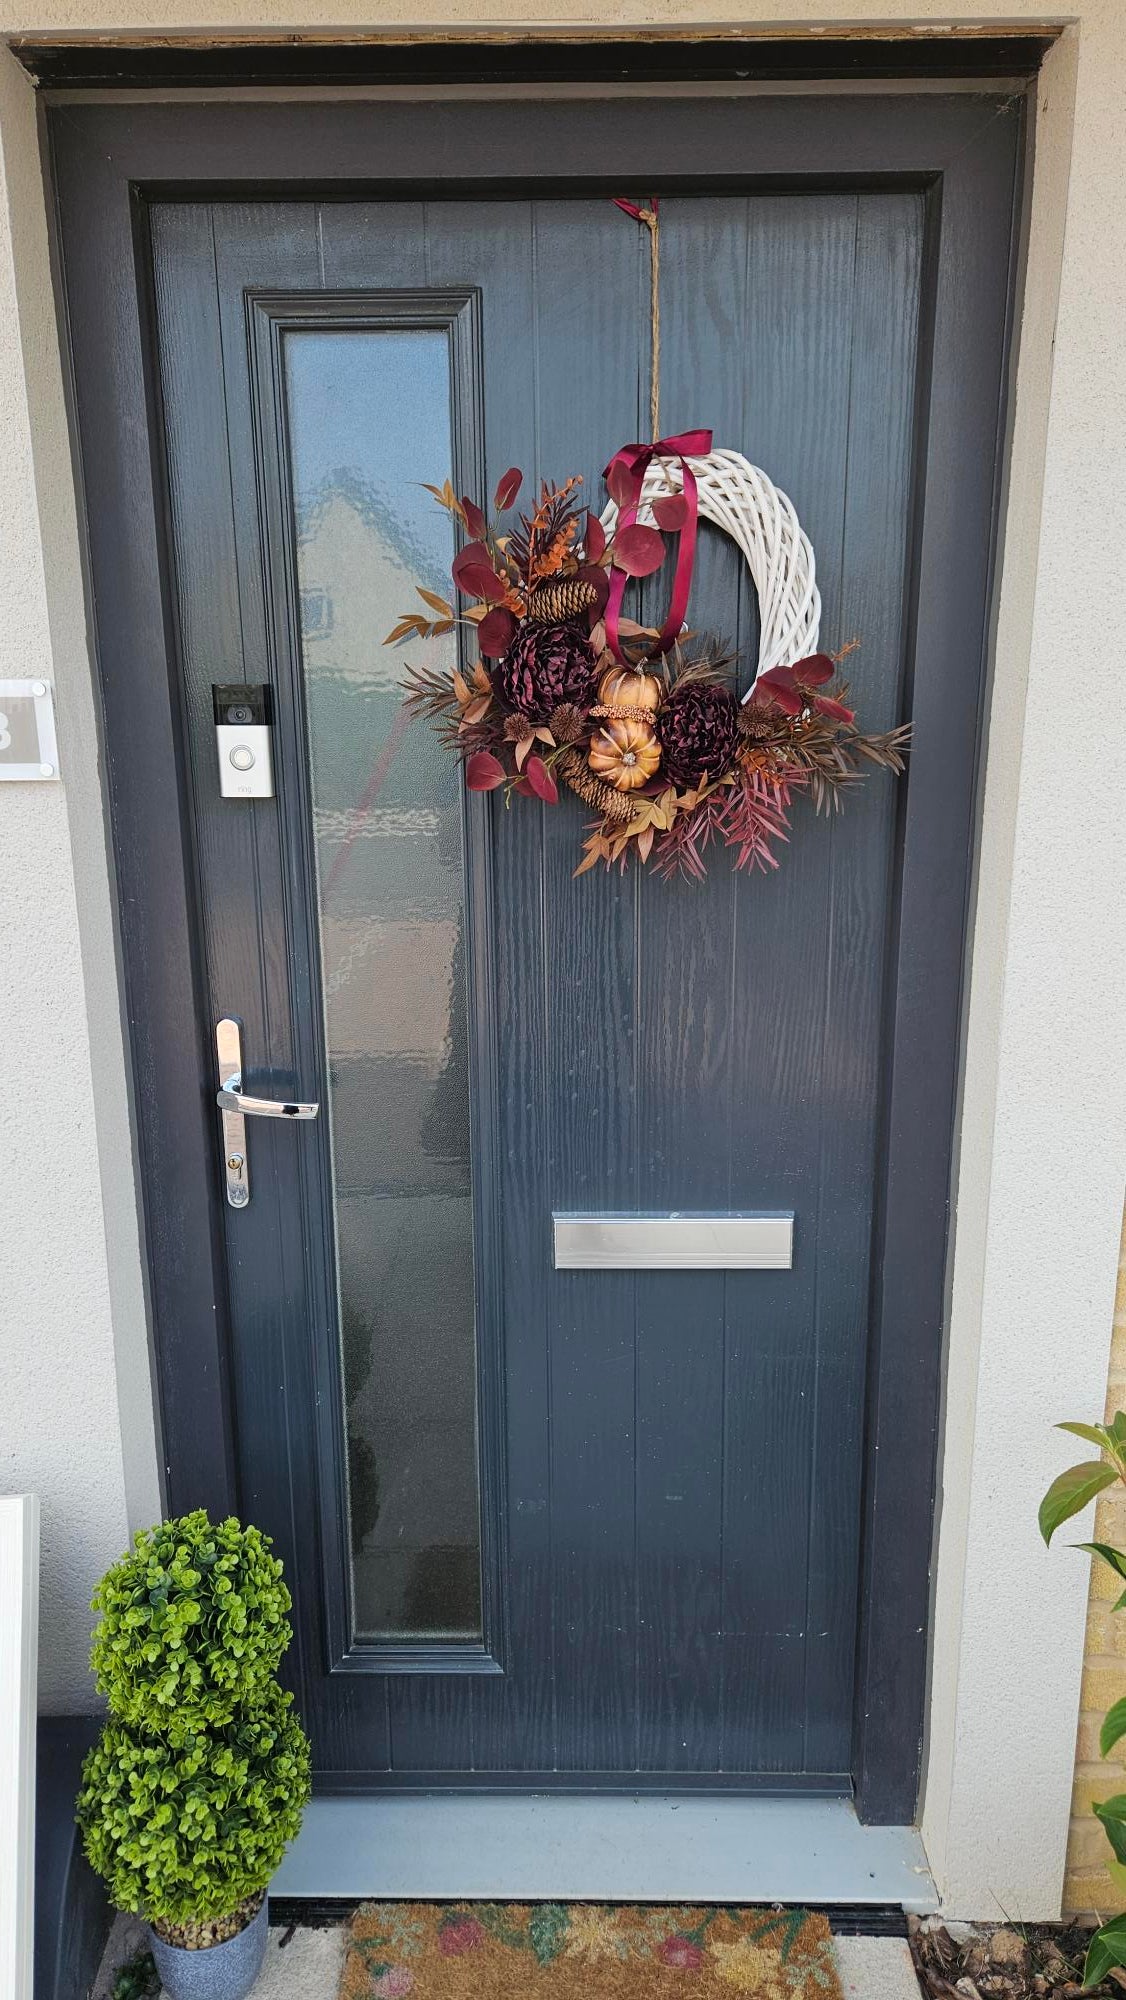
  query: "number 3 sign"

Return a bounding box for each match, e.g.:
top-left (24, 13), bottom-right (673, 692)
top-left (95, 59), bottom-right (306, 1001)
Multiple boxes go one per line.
top-left (0, 679), bottom-right (60, 781)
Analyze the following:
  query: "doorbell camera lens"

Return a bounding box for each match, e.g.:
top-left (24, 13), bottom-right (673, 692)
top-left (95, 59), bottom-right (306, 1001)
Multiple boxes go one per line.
top-left (212, 682), bottom-right (272, 726)
top-left (213, 682), bottom-right (274, 799)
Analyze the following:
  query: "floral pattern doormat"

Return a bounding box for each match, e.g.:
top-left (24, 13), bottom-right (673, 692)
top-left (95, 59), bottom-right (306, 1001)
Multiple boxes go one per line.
top-left (339, 1903), bottom-right (842, 1999)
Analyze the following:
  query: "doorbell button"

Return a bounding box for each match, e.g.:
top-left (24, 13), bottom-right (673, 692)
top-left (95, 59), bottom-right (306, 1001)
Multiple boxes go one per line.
top-left (229, 744), bottom-right (256, 772)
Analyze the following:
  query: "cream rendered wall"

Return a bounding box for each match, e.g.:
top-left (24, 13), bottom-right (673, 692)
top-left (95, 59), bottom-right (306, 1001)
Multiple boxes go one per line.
top-left (0, 43), bottom-right (160, 1714)
top-left (0, 0), bottom-right (1122, 1919)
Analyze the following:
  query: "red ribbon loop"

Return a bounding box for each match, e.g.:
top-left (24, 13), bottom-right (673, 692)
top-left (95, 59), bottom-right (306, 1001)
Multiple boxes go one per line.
top-left (602, 429), bottom-right (713, 664)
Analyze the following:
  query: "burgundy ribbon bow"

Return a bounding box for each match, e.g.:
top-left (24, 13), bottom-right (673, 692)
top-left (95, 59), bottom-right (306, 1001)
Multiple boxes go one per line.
top-left (602, 429), bottom-right (713, 664)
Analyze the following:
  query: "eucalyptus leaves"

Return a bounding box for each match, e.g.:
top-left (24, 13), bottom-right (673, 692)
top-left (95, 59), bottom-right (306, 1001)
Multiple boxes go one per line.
top-left (1041, 1415), bottom-right (1126, 1988)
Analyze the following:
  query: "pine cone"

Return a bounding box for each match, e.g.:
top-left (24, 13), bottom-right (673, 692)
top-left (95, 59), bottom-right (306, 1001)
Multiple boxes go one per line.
top-left (526, 576), bottom-right (601, 624)
top-left (556, 746), bottom-right (637, 823)
top-left (658, 680), bottom-right (741, 788)
top-left (495, 621), bottom-right (600, 724)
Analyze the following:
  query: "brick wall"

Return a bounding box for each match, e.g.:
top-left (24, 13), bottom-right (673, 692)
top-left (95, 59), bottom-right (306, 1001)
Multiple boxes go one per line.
top-left (1064, 1215), bottom-right (1126, 1916)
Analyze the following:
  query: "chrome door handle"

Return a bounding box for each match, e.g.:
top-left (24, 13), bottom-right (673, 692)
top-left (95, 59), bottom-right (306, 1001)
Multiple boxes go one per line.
top-left (216, 1075), bottom-right (319, 1121)
top-left (215, 1016), bottom-right (318, 1209)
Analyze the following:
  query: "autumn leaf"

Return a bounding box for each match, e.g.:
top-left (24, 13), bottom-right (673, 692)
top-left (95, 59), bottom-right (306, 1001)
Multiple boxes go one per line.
top-left (584, 512), bottom-right (607, 563)
top-left (653, 493), bottom-right (689, 532)
top-left (383, 616), bottom-right (427, 646)
top-left (461, 497), bottom-right (487, 540)
top-left (417, 587), bottom-right (454, 618)
top-left (455, 564), bottom-right (510, 604)
top-left (465, 751), bottom-right (506, 791)
top-left (606, 459), bottom-right (644, 511)
top-left (478, 606), bottom-right (517, 658)
top-left (813, 694), bottom-right (856, 724)
top-left (524, 755), bottom-right (559, 805)
top-left (421, 480), bottom-right (467, 524)
top-left (494, 467), bottom-right (523, 511)
top-left (451, 541), bottom-right (493, 585)
top-left (612, 524), bottom-right (666, 578)
top-left (452, 669), bottom-right (473, 705)
top-left (791, 652), bottom-right (836, 685)
top-left (637, 826), bottom-right (655, 862)
top-left (574, 831), bottom-right (611, 878)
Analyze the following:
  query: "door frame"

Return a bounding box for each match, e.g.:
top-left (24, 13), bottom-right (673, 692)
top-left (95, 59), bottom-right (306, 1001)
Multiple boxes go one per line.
top-left (45, 79), bottom-right (1029, 1824)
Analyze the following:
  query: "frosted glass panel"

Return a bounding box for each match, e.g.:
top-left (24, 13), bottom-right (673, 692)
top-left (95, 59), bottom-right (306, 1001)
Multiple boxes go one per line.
top-left (284, 327), bottom-right (481, 1644)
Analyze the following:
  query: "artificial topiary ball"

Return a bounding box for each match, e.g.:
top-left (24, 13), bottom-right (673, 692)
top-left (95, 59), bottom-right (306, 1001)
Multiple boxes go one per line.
top-left (90, 1510), bottom-right (292, 1736)
top-left (657, 678), bottom-right (741, 788)
top-left (494, 619), bottom-right (599, 723)
top-left (77, 1686), bottom-right (311, 1929)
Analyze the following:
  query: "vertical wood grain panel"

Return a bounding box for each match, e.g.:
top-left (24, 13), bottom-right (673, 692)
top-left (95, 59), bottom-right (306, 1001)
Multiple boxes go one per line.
top-left (802, 191), bottom-right (924, 1774)
top-left (533, 200), bottom-right (647, 1771)
top-left (723, 194), bottom-right (859, 1773)
top-left (151, 203), bottom-right (338, 1753)
top-left (632, 197), bottom-right (748, 1770)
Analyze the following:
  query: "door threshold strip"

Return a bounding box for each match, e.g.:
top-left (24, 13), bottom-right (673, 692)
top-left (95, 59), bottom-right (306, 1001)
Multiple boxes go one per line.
top-left (269, 1897), bottom-right (910, 1936)
top-left (272, 1794), bottom-right (936, 1912)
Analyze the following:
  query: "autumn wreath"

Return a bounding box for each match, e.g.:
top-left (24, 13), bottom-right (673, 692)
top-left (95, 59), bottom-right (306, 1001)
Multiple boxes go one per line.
top-left (388, 446), bottom-right (909, 881)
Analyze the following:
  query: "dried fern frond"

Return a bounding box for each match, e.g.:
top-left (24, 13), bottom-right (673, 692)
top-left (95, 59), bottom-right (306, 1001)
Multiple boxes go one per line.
top-left (721, 764), bottom-right (803, 874)
top-left (401, 664), bottom-right (462, 724)
top-left (662, 634), bottom-right (740, 694)
top-left (651, 787), bottom-right (730, 881)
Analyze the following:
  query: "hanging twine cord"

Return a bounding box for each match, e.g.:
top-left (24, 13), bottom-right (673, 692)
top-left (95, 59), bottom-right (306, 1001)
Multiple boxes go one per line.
top-left (613, 197), bottom-right (661, 442)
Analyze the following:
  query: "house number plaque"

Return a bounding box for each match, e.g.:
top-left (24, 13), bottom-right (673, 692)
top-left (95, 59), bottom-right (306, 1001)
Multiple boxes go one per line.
top-left (0, 679), bottom-right (60, 781)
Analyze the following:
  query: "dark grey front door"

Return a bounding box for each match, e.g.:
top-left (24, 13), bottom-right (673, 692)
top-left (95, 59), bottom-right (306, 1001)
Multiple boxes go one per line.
top-left (73, 88), bottom-right (1021, 1808)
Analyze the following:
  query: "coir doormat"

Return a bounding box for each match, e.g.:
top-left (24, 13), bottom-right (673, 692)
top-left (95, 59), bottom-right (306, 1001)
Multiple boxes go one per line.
top-left (338, 1903), bottom-right (842, 1998)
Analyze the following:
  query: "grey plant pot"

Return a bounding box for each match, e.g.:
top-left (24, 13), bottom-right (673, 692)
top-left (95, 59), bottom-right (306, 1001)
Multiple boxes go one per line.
top-left (148, 1895), bottom-right (268, 2000)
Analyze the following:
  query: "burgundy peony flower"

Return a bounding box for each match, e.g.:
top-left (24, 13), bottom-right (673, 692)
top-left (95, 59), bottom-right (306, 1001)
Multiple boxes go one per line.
top-left (494, 620), bottom-right (600, 723)
top-left (659, 1935), bottom-right (705, 1969)
top-left (438, 1915), bottom-right (486, 1956)
top-left (657, 679), bottom-right (740, 788)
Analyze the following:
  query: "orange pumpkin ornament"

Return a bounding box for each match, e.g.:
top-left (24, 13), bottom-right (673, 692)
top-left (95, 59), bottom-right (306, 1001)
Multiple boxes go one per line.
top-left (597, 666), bottom-right (663, 714)
top-left (588, 717), bottom-right (662, 793)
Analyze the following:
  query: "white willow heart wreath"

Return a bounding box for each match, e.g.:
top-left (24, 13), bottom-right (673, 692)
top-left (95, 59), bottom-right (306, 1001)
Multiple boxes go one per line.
top-left (600, 447), bottom-right (822, 693)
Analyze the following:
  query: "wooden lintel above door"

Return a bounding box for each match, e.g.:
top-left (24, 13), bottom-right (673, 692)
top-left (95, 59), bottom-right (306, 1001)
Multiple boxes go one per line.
top-left (17, 29), bottom-right (1055, 91)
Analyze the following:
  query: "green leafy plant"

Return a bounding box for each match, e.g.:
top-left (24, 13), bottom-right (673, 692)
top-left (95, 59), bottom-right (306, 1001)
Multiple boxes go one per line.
top-left (110, 1949), bottom-right (159, 1999)
top-left (90, 1509), bottom-right (292, 1733)
top-left (1041, 1413), bottom-right (1126, 1989)
top-left (79, 1509), bottom-right (310, 1940)
top-left (77, 1686), bottom-right (310, 1927)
